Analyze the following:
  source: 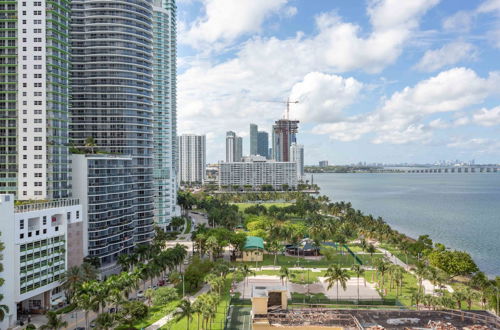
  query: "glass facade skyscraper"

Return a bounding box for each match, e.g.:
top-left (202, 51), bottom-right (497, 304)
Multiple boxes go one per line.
top-left (70, 0), bottom-right (155, 247)
top-left (152, 0), bottom-right (179, 229)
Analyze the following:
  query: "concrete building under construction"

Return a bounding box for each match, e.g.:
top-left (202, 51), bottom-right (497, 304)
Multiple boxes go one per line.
top-left (272, 119), bottom-right (299, 162)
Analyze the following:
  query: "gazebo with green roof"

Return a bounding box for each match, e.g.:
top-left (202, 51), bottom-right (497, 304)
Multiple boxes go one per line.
top-left (240, 236), bottom-right (264, 262)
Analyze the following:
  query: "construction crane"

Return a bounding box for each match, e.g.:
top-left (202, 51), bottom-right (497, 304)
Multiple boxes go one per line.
top-left (262, 98), bottom-right (299, 119)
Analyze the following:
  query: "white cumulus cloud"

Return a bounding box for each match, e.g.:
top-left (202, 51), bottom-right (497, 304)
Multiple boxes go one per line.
top-left (289, 72), bottom-right (363, 123)
top-left (312, 68), bottom-right (500, 144)
top-left (473, 106), bottom-right (500, 126)
top-left (415, 42), bottom-right (477, 72)
top-left (181, 0), bottom-right (289, 50)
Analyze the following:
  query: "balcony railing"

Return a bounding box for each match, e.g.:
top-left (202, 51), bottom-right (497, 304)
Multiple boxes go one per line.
top-left (15, 198), bottom-right (80, 213)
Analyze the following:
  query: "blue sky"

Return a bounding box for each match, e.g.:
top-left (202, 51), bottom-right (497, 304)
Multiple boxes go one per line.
top-left (176, 0), bottom-right (500, 165)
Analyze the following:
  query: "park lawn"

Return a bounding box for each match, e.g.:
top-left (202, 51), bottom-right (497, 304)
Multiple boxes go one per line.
top-left (253, 269), bottom-right (326, 284)
top-left (183, 217), bottom-right (192, 234)
top-left (361, 269), bottom-right (419, 307)
top-left (378, 243), bottom-right (419, 266)
top-left (165, 278), bottom-right (233, 330)
top-left (115, 300), bottom-right (179, 329)
top-left (236, 252), bottom-right (383, 268)
top-left (233, 202), bottom-right (292, 212)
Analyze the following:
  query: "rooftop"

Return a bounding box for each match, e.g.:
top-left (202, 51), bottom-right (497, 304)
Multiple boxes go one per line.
top-left (243, 236), bottom-right (264, 250)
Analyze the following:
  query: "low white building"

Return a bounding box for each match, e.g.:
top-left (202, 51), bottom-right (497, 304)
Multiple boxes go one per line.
top-left (0, 195), bottom-right (83, 329)
top-left (218, 156), bottom-right (297, 189)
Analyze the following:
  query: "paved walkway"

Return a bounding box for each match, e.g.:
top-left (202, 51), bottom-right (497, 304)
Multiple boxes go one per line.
top-left (145, 283), bottom-right (210, 330)
top-left (377, 247), bottom-right (453, 295)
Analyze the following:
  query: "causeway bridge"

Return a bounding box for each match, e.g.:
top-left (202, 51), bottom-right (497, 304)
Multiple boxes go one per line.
top-left (406, 166), bottom-right (499, 173)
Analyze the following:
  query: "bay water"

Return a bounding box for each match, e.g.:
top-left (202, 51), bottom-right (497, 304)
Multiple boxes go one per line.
top-left (314, 173), bottom-right (500, 276)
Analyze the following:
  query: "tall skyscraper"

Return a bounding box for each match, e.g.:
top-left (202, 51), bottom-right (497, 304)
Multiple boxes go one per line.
top-left (178, 135), bottom-right (206, 184)
top-left (226, 131), bottom-right (243, 162)
top-left (0, 2), bottom-right (82, 324)
top-left (257, 131), bottom-right (269, 158)
top-left (153, 0), bottom-right (179, 229)
top-left (236, 136), bottom-right (243, 161)
top-left (0, 0), bottom-right (71, 200)
top-left (250, 123), bottom-right (258, 155)
top-left (272, 119), bottom-right (299, 161)
top-left (290, 143), bottom-right (305, 181)
top-left (70, 0), bottom-right (155, 246)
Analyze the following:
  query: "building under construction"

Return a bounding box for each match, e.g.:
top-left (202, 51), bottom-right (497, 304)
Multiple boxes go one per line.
top-left (272, 119), bottom-right (299, 162)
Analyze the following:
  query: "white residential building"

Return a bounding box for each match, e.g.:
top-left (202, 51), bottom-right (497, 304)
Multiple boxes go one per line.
top-left (0, 0), bottom-right (71, 200)
top-left (0, 195), bottom-right (83, 329)
top-left (290, 143), bottom-right (305, 181)
top-left (226, 131), bottom-right (243, 162)
top-left (218, 156), bottom-right (297, 189)
top-left (178, 135), bottom-right (206, 184)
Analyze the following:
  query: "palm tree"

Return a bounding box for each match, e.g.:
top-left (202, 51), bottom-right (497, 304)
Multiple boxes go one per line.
top-left (351, 264), bottom-right (364, 304)
top-left (279, 266), bottom-right (293, 287)
top-left (452, 290), bottom-right (466, 310)
top-left (463, 287), bottom-right (479, 310)
top-left (61, 266), bottom-right (84, 303)
top-left (74, 283), bottom-right (99, 329)
top-left (0, 294), bottom-right (8, 322)
top-left (94, 312), bottom-right (115, 330)
top-left (81, 262), bottom-right (98, 281)
top-left (39, 311), bottom-right (68, 330)
top-left (375, 259), bottom-right (390, 292)
top-left (414, 263), bottom-right (428, 294)
top-left (85, 136), bottom-right (97, 154)
top-left (325, 264), bottom-right (351, 302)
top-left (411, 291), bottom-right (424, 310)
top-left (237, 265), bottom-right (254, 299)
top-left (366, 244), bottom-right (376, 266)
top-left (173, 299), bottom-right (195, 330)
top-left (205, 236), bottom-right (219, 261)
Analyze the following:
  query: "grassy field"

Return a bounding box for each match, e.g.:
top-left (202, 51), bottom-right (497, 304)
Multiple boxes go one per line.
top-left (183, 217), bottom-right (191, 234)
top-left (245, 252), bottom-right (384, 268)
top-left (378, 243), bottom-right (419, 266)
top-left (165, 278), bottom-right (232, 330)
top-left (116, 300), bottom-right (179, 329)
top-left (233, 202), bottom-right (292, 212)
top-left (253, 269), bottom-right (327, 284)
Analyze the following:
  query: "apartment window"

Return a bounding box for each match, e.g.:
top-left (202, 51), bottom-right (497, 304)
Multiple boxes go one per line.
top-left (76, 211), bottom-right (80, 219)
top-left (34, 56), bottom-right (41, 60)
top-left (34, 182), bottom-right (42, 187)
top-left (34, 20), bottom-right (42, 24)
top-left (34, 11), bottom-right (42, 15)
top-left (34, 29), bottom-right (42, 33)
top-left (35, 173), bottom-right (42, 177)
top-left (34, 47), bottom-right (42, 52)
top-left (20, 219), bottom-right (24, 230)
top-left (34, 137), bottom-right (42, 142)
top-left (34, 110), bottom-right (42, 114)
top-left (20, 234), bottom-right (24, 239)
top-left (67, 212), bottom-right (71, 221)
top-left (34, 155), bottom-right (42, 159)
top-left (34, 164), bottom-right (42, 168)
top-left (43, 216), bottom-right (47, 225)
top-left (43, 229), bottom-right (47, 234)
top-left (34, 128), bottom-right (42, 132)
top-left (34, 1), bottom-right (41, 6)
top-left (34, 65), bottom-right (42, 69)
top-left (34, 82), bottom-right (42, 87)
top-left (34, 75), bottom-right (42, 80)
top-left (28, 232), bottom-right (32, 238)
top-left (35, 191), bottom-right (42, 196)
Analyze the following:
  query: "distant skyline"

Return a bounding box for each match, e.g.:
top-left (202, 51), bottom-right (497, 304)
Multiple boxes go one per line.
top-left (177, 0), bottom-right (500, 164)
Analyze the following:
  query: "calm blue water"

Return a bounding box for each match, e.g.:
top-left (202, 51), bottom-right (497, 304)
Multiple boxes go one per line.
top-left (314, 173), bottom-right (500, 276)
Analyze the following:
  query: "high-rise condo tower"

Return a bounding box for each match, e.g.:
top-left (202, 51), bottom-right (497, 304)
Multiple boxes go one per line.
top-left (70, 0), bottom-right (155, 255)
top-left (153, 0), bottom-right (179, 229)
